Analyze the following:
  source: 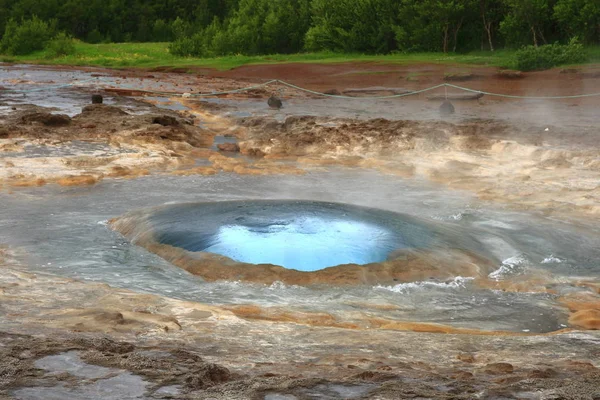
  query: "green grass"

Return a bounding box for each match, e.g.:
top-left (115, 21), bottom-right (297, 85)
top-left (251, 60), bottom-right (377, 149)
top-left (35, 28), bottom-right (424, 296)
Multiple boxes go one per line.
top-left (1, 41), bottom-right (599, 71)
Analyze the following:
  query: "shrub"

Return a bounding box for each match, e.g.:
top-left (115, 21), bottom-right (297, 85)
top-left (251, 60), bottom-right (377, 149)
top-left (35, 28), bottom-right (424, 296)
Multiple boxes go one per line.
top-left (515, 39), bottom-right (587, 71)
top-left (0, 16), bottom-right (56, 55)
top-left (168, 34), bottom-right (204, 57)
top-left (46, 32), bottom-right (76, 58)
top-left (171, 17), bottom-right (194, 39)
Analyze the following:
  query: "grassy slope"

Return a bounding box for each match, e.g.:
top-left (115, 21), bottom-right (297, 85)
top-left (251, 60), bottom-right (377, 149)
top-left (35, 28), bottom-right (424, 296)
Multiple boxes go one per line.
top-left (2, 42), bottom-right (600, 71)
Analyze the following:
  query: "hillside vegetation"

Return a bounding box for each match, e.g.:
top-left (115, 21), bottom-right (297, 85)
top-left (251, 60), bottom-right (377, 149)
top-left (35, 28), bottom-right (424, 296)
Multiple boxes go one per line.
top-left (0, 0), bottom-right (599, 70)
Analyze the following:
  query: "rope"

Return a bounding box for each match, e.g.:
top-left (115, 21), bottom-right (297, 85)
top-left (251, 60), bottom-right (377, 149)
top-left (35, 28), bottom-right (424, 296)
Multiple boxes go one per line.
top-left (4, 76), bottom-right (600, 100)
top-left (188, 79), bottom-right (600, 100)
top-left (443, 83), bottom-right (600, 100)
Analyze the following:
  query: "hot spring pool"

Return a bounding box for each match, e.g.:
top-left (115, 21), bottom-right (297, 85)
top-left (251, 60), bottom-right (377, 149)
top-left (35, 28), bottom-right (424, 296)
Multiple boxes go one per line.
top-left (151, 201), bottom-right (436, 271)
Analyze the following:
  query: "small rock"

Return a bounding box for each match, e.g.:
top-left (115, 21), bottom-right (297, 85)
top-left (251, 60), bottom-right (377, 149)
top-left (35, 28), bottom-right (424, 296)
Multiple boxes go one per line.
top-left (484, 362), bottom-right (514, 375)
top-left (182, 93), bottom-right (192, 98)
top-left (217, 143), bottom-right (240, 152)
top-left (498, 70), bottom-right (524, 79)
top-left (91, 94), bottom-right (103, 104)
top-left (152, 115), bottom-right (179, 126)
top-left (323, 89), bottom-right (341, 96)
top-left (452, 371), bottom-right (474, 380)
top-left (444, 72), bottom-right (475, 82)
top-left (245, 148), bottom-right (266, 158)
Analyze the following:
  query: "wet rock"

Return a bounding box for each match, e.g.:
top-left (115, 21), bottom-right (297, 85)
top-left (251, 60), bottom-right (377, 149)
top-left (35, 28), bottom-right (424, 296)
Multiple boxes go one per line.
top-left (217, 142), bottom-right (240, 152)
top-left (91, 94), bottom-right (103, 104)
top-left (439, 100), bottom-right (455, 116)
top-left (498, 70), bottom-right (524, 79)
top-left (452, 371), bottom-right (474, 380)
top-left (152, 115), bottom-right (180, 127)
top-left (444, 72), bottom-right (476, 82)
top-left (323, 89), bottom-right (341, 96)
top-left (21, 112), bottom-right (71, 126)
top-left (483, 363), bottom-right (514, 375)
top-left (564, 361), bottom-right (597, 373)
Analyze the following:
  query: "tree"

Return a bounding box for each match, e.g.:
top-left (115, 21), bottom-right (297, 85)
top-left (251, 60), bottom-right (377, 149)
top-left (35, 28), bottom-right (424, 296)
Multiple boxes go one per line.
top-left (554, 0), bottom-right (600, 44)
top-left (501, 0), bottom-right (551, 47)
top-left (306, 0), bottom-right (398, 53)
top-left (479, 0), bottom-right (505, 51)
top-left (396, 0), bottom-right (477, 53)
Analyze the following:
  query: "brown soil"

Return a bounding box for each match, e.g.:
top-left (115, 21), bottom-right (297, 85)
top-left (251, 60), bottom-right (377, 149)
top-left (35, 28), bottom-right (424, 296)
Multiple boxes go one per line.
top-left (209, 62), bottom-right (600, 102)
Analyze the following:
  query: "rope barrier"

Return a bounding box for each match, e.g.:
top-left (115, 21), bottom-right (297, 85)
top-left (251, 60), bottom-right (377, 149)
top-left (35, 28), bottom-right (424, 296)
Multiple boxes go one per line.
top-left (443, 83), bottom-right (600, 100)
top-left (3, 77), bottom-right (600, 100)
top-left (182, 79), bottom-right (600, 100)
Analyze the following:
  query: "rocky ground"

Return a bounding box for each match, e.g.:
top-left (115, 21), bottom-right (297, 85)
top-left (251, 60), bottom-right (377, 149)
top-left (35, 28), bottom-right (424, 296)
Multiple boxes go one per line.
top-left (1, 63), bottom-right (599, 399)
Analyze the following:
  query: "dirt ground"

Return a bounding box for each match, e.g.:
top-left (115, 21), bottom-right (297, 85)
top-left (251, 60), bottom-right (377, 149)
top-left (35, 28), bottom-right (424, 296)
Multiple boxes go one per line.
top-left (1, 62), bottom-right (600, 399)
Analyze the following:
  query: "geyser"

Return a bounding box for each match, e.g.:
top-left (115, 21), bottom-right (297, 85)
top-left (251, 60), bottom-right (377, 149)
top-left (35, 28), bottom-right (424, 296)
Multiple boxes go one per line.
top-left (150, 200), bottom-right (434, 271)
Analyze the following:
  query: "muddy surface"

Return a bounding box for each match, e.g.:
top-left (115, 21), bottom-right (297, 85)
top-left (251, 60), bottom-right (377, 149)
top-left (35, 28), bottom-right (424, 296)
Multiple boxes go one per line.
top-left (1, 62), bottom-right (599, 398)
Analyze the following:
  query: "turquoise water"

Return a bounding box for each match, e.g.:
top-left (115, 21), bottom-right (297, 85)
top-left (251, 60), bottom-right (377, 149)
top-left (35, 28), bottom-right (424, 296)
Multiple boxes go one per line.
top-left (201, 217), bottom-right (393, 271)
top-left (151, 200), bottom-right (440, 271)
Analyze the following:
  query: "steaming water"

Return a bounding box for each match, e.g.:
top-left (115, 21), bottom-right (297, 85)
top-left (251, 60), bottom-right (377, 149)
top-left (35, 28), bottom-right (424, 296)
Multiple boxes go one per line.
top-left (2, 169), bottom-right (599, 333)
top-left (207, 219), bottom-right (388, 270)
top-left (150, 200), bottom-right (436, 271)
top-left (2, 66), bottom-right (600, 333)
